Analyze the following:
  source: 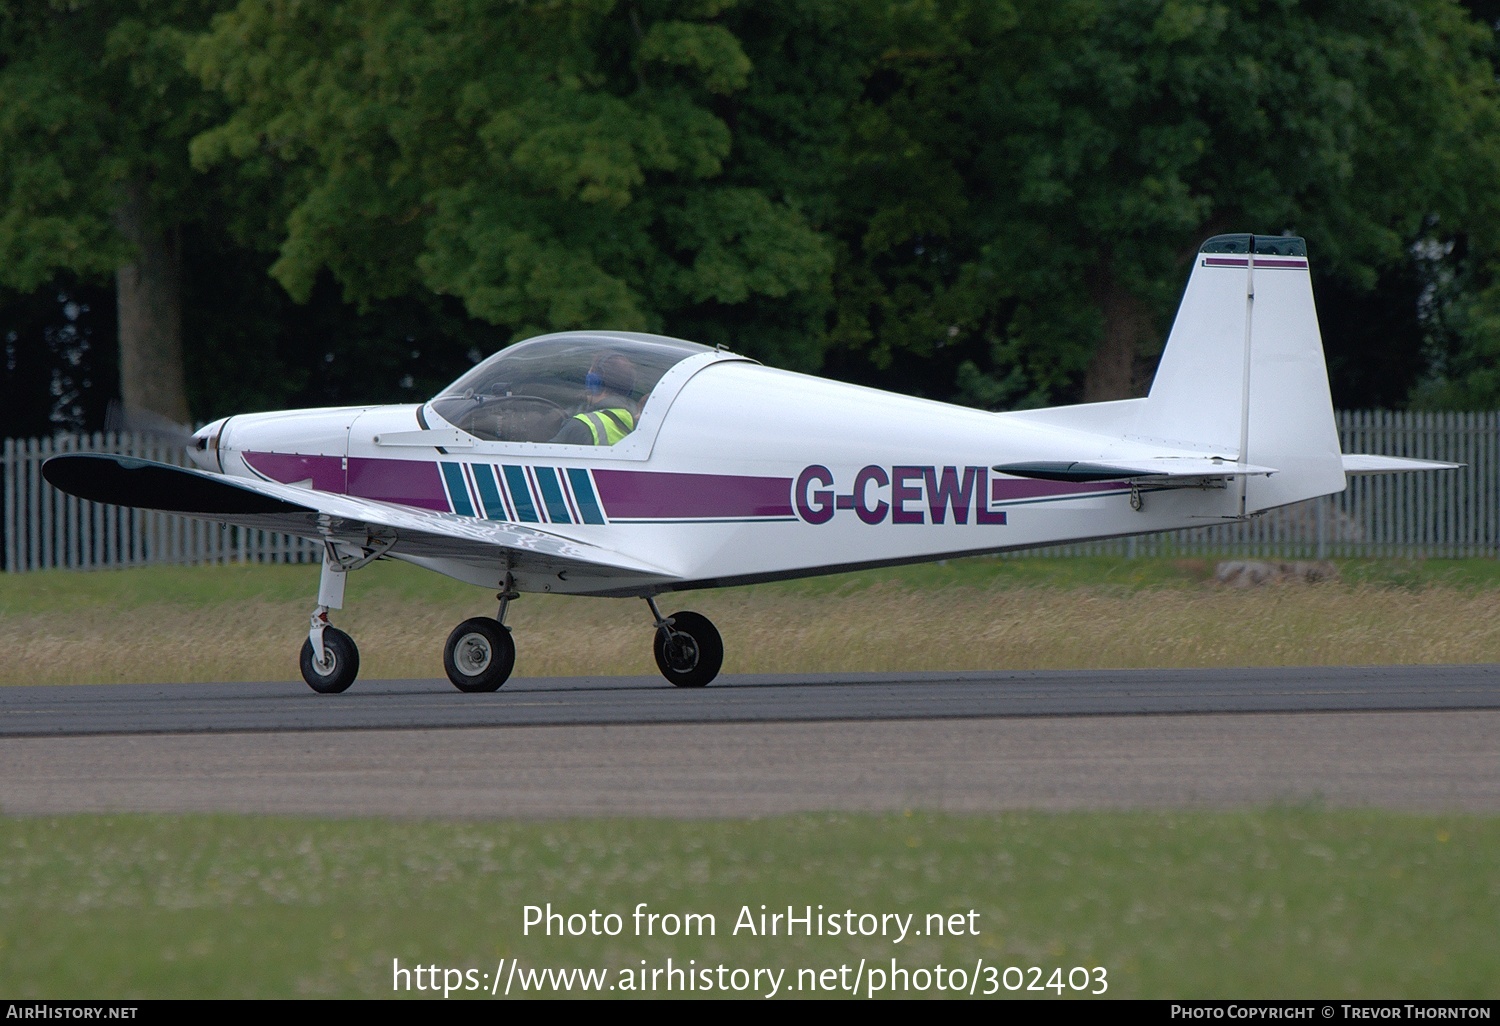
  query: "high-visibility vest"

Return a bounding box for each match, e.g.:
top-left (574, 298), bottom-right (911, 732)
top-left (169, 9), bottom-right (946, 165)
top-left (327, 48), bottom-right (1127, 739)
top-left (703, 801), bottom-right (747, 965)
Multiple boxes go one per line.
top-left (573, 407), bottom-right (635, 445)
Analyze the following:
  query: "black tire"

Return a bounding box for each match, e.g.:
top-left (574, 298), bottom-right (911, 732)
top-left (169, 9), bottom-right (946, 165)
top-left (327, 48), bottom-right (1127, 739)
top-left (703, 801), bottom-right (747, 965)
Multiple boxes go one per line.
top-left (299, 627), bottom-right (360, 694)
top-left (443, 617), bottom-right (516, 692)
top-left (652, 610), bottom-right (723, 687)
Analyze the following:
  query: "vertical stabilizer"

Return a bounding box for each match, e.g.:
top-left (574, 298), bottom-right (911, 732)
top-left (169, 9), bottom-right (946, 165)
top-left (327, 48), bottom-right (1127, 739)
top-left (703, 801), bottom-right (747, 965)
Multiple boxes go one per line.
top-left (1143, 235), bottom-right (1345, 513)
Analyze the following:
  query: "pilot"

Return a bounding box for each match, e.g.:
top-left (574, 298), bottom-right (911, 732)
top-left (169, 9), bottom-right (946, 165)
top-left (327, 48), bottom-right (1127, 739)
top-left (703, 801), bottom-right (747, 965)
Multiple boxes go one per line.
top-left (550, 352), bottom-right (639, 445)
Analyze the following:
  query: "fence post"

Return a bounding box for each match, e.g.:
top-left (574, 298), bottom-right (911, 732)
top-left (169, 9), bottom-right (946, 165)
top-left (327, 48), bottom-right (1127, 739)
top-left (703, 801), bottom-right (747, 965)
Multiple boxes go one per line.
top-left (27, 437), bottom-right (43, 571)
top-left (2, 438), bottom-right (14, 572)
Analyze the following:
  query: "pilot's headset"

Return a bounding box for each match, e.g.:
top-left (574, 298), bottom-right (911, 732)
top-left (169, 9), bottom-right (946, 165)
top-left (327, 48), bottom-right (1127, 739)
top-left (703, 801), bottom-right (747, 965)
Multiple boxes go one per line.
top-left (585, 353), bottom-right (637, 402)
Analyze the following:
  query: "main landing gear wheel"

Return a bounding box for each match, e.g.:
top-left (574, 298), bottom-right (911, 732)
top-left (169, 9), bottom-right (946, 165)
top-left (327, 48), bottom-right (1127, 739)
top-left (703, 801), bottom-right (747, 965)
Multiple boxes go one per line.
top-left (300, 627), bottom-right (360, 694)
top-left (443, 616), bottom-right (516, 692)
top-left (653, 610), bottom-right (723, 688)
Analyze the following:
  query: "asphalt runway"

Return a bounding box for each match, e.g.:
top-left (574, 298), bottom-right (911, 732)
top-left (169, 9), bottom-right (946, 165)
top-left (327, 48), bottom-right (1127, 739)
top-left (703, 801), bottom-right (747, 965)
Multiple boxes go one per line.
top-left (0, 665), bottom-right (1496, 817)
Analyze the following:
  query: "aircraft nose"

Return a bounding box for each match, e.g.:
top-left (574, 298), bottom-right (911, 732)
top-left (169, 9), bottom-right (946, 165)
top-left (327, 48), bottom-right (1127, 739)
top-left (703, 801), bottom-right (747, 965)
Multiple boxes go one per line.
top-left (188, 418), bottom-right (230, 472)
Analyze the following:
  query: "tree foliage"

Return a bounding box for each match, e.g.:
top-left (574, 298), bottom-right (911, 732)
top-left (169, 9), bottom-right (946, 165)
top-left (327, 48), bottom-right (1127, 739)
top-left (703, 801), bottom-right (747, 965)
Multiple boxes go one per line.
top-left (0, 0), bottom-right (233, 423)
top-left (187, 0), bottom-right (841, 369)
top-left (4, 0), bottom-right (1500, 435)
top-left (829, 0), bottom-right (1500, 405)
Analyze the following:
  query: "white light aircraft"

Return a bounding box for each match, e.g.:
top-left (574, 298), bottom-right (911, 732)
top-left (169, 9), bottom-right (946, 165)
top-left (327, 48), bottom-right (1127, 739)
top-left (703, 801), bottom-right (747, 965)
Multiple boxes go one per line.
top-left (43, 234), bottom-right (1452, 693)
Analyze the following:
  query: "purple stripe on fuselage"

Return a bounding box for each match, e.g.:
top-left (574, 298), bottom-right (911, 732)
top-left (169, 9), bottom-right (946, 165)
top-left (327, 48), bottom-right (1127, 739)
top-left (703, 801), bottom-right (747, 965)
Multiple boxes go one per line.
top-left (244, 451), bottom-right (344, 492)
top-left (244, 451), bottom-right (451, 511)
top-left (1202, 256), bottom-right (1307, 269)
top-left (593, 470), bottom-right (794, 520)
top-left (347, 457), bottom-right (450, 511)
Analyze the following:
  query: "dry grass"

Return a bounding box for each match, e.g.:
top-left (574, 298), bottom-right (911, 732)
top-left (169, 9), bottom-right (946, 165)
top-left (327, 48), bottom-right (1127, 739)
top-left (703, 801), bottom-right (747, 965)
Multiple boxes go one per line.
top-left (6, 576), bottom-right (1500, 685)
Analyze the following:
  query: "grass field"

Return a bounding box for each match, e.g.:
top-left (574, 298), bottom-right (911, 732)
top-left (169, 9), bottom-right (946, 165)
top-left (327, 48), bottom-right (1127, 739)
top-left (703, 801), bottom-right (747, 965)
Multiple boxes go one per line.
top-left (4, 556), bottom-right (1500, 684)
top-left (0, 810), bottom-right (1495, 999)
top-left (1, 557), bottom-right (1496, 999)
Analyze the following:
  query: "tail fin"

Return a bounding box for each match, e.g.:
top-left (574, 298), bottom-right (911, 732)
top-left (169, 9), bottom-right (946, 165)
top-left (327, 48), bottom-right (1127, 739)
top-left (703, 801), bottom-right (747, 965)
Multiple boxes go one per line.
top-left (1144, 234), bottom-right (1344, 513)
top-left (1006, 235), bottom-right (1451, 510)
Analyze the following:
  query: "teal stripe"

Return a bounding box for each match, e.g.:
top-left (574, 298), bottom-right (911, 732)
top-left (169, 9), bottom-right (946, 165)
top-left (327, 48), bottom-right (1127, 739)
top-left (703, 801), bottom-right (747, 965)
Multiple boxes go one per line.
top-left (502, 465), bottom-right (538, 523)
top-left (473, 464), bottom-right (507, 520)
top-left (440, 463), bottom-right (474, 517)
top-left (535, 467), bottom-right (572, 523)
top-left (567, 468), bottom-right (606, 524)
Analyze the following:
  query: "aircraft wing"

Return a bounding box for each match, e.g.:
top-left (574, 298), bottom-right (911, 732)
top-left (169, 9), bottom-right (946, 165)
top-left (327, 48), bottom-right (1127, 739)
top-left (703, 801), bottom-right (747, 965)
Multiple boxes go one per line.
top-left (41, 453), bottom-right (678, 586)
top-left (994, 457), bottom-right (1278, 483)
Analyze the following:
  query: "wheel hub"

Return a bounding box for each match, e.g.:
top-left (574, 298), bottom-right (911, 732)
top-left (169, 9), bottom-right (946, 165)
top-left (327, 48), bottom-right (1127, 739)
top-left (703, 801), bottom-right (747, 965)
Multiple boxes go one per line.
top-left (456, 633), bottom-right (493, 675)
top-left (665, 631), bottom-right (699, 672)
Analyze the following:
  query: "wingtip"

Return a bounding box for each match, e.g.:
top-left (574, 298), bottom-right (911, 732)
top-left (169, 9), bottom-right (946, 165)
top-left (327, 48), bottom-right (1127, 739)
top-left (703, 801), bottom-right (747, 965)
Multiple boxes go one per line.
top-left (43, 453), bottom-right (307, 514)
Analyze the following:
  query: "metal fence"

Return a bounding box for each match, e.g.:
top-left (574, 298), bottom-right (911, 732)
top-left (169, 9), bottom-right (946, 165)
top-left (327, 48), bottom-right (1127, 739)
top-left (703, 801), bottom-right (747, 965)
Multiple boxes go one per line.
top-left (3, 412), bottom-right (1498, 571)
top-left (1024, 410), bottom-right (1500, 559)
top-left (2, 433), bottom-right (319, 572)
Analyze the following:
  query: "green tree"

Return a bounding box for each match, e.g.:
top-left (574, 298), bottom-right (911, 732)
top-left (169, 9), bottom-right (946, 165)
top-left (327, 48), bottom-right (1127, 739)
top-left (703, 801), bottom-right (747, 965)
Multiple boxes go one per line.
top-left (186, 0), bottom-right (843, 370)
top-left (831, 0), bottom-right (1500, 405)
top-left (0, 0), bottom-right (235, 424)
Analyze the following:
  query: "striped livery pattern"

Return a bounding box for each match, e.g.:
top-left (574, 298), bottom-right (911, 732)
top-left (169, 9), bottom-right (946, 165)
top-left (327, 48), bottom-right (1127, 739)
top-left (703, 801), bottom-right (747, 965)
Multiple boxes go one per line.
top-left (440, 463), bottom-right (605, 525)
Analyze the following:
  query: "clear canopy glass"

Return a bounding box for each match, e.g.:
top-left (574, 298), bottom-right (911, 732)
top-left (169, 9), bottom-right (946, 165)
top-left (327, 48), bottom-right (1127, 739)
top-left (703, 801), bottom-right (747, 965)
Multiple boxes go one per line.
top-left (428, 332), bottom-right (713, 443)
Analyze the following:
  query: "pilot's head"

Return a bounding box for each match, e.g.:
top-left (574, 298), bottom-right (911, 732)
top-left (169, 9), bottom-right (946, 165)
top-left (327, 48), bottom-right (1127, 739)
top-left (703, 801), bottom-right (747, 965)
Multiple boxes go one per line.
top-left (585, 353), bottom-right (636, 401)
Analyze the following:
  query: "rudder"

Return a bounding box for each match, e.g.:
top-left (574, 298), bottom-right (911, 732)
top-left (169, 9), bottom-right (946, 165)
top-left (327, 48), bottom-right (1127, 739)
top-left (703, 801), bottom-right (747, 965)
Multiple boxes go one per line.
top-left (1143, 234), bottom-right (1344, 513)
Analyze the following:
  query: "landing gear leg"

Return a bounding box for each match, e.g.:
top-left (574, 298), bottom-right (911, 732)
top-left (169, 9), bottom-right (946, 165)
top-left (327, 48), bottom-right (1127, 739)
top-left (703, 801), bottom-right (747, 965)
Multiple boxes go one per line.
top-left (442, 572), bottom-right (516, 692)
top-left (646, 597), bottom-right (723, 688)
top-left (300, 545), bottom-right (360, 693)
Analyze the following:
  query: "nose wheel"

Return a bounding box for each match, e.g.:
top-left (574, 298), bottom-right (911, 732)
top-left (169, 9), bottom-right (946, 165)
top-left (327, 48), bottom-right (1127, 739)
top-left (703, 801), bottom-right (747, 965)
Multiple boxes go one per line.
top-left (300, 626), bottom-right (360, 693)
top-left (648, 605), bottom-right (723, 687)
top-left (301, 544), bottom-right (364, 694)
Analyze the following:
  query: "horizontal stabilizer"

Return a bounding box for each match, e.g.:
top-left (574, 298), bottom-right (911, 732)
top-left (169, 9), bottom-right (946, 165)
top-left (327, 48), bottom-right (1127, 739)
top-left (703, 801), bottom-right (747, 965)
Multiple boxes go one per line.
top-left (995, 458), bottom-right (1278, 483)
top-left (1341, 454), bottom-right (1463, 475)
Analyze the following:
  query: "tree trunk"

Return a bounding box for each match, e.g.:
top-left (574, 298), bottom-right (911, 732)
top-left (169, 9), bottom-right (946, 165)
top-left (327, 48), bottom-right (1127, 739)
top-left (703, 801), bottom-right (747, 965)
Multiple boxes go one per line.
top-left (1082, 264), bottom-right (1155, 402)
top-left (113, 181), bottom-right (190, 425)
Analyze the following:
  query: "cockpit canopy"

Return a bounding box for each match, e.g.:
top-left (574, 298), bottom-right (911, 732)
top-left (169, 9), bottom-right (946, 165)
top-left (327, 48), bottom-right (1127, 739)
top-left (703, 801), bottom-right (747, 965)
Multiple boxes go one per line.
top-left (428, 331), bottom-right (715, 443)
